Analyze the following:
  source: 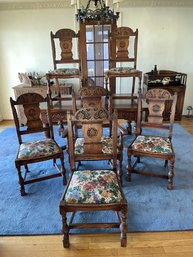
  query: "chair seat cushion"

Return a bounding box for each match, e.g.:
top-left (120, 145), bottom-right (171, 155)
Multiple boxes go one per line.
top-left (131, 135), bottom-right (173, 154)
top-left (74, 136), bottom-right (115, 154)
top-left (65, 170), bottom-right (123, 204)
top-left (50, 68), bottom-right (80, 75)
top-left (106, 67), bottom-right (137, 74)
top-left (17, 138), bottom-right (61, 160)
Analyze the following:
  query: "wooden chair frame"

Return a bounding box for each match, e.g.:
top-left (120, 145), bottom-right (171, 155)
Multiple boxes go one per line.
top-left (104, 26), bottom-right (142, 134)
top-left (127, 88), bottom-right (177, 189)
top-left (47, 28), bottom-right (82, 101)
top-left (59, 107), bottom-right (128, 247)
top-left (70, 86), bottom-right (124, 183)
top-left (10, 93), bottom-right (66, 196)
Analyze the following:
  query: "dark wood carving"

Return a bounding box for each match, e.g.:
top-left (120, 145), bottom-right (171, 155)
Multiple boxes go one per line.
top-left (145, 88), bottom-right (172, 100)
top-left (17, 93), bottom-right (45, 130)
top-left (112, 27), bottom-right (138, 59)
top-left (75, 107), bottom-right (109, 121)
top-left (79, 85), bottom-right (110, 109)
top-left (145, 89), bottom-right (172, 124)
top-left (79, 85), bottom-right (108, 97)
top-left (52, 29), bottom-right (77, 61)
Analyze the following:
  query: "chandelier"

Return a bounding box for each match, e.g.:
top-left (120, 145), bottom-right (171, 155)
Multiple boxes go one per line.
top-left (76, 0), bottom-right (119, 22)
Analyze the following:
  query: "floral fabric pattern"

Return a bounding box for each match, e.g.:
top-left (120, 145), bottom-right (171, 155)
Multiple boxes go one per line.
top-left (132, 135), bottom-right (172, 154)
top-left (18, 138), bottom-right (61, 160)
top-left (65, 170), bottom-right (123, 204)
top-left (107, 67), bottom-right (137, 74)
top-left (49, 68), bottom-right (80, 75)
top-left (74, 137), bottom-right (114, 154)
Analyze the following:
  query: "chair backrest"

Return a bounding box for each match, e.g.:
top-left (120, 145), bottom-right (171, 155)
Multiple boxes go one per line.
top-left (108, 26), bottom-right (138, 69)
top-left (78, 85), bottom-right (112, 112)
top-left (10, 93), bottom-right (53, 144)
top-left (67, 107), bottom-right (118, 170)
top-left (137, 88), bottom-right (177, 139)
top-left (50, 28), bottom-right (80, 69)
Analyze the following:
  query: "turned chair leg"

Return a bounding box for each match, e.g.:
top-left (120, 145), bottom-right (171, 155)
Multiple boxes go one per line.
top-left (164, 160), bottom-right (168, 168)
top-left (126, 120), bottom-right (132, 135)
top-left (119, 156), bottom-right (123, 186)
top-left (16, 164), bottom-right (26, 196)
top-left (62, 213), bottom-right (70, 248)
top-left (120, 208), bottom-right (127, 247)
top-left (24, 164), bottom-right (29, 173)
top-left (60, 156), bottom-right (67, 185)
top-left (126, 151), bottom-right (132, 182)
top-left (167, 159), bottom-right (174, 190)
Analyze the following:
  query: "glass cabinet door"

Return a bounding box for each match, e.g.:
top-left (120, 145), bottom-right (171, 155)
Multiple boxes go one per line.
top-left (79, 20), bottom-right (117, 87)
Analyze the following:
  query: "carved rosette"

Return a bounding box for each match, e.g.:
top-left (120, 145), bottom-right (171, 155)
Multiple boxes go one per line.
top-left (87, 127), bottom-right (98, 138)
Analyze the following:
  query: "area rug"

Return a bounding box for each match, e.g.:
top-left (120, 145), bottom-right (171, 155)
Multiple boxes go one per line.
top-left (0, 124), bottom-right (193, 235)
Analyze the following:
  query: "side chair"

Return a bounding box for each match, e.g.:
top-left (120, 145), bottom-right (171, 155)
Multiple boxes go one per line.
top-left (10, 93), bottom-right (66, 196)
top-left (59, 107), bottom-right (128, 248)
top-left (68, 87), bottom-right (124, 184)
top-left (46, 28), bottom-right (82, 101)
top-left (105, 26), bottom-right (142, 134)
top-left (127, 88), bottom-right (177, 189)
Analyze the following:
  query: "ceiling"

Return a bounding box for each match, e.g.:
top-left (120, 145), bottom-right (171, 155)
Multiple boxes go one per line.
top-left (0, 0), bottom-right (193, 11)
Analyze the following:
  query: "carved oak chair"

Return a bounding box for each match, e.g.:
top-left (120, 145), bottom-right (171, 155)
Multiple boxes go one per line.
top-left (60, 107), bottom-right (128, 248)
top-left (71, 86), bottom-right (124, 182)
top-left (10, 93), bottom-right (66, 196)
top-left (78, 85), bottom-right (112, 111)
top-left (127, 88), bottom-right (177, 190)
top-left (46, 28), bottom-right (82, 101)
top-left (104, 27), bottom-right (142, 134)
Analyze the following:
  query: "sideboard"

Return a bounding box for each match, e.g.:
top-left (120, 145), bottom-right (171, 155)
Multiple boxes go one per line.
top-left (143, 70), bottom-right (187, 121)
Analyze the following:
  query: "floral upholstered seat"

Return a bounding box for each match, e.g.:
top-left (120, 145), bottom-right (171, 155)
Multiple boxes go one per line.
top-left (64, 170), bottom-right (123, 204)
top-left (17, 138), bottom-right (61, 160)
top-left (106, 67), bottom-right (137, 74)
top-left (49, 68), bottom-right (80, 76)
top-left (74, 137), bottom-right (116, 155)
top-left (131, 135), bottom-right (172, 154)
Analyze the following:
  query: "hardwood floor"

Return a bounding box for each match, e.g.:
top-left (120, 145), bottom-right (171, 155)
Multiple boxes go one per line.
top-left (0, 117), bottom-right (193, 257)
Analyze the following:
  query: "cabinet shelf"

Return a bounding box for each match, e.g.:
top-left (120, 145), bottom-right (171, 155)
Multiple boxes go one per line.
top-left (143, 70), bottom-right (187, 121)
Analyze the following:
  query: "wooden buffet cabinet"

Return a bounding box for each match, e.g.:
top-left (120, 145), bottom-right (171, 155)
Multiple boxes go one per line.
top-left (13, 84), bottom-right (72, 125)
top-left (143, 70), bottom-right (187, 121)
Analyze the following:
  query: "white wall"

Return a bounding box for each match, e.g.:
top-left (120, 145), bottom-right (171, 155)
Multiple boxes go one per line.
top-left (0, 6), bottom-right (193, 119)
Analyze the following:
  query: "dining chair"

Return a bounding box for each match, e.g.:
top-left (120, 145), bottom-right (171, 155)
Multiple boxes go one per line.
top-left (70, 86), bottom-right (124, 183)
top-left (10, 93), bottom-right (66, 196)
top-left (127, 88), bottom-right (177, 189)
top-left (104, 26), bottom-right (142, 134)
top-left (59, 107), bottom-right (128, 247)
